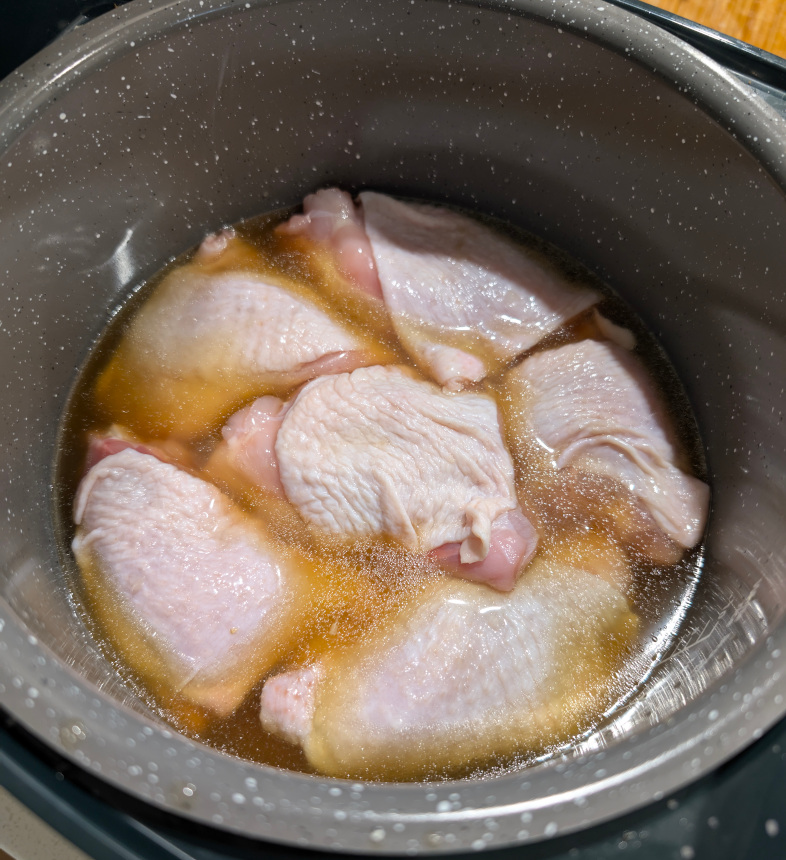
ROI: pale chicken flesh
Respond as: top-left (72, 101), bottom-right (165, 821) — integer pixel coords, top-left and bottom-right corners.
top-left (277, 189), bottom-right (600, 389)
top-left (95, 231), bottom-right (387, 437)
top-left (360, 192), bottom-right (601, 389)
top-left (505, 339), bottom-right (710, 555)
top-left (259, 550), bottom-right (638, 780)
top-left (276, 187), bottom-right (383, 298)
top-left (211, 364), bottom-right (539, 590)
top-left (73, 446), bottom-right (311, 716)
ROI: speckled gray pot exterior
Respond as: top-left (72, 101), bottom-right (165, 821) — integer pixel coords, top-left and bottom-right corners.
top-left (0, 0), bottom-right (785, 854)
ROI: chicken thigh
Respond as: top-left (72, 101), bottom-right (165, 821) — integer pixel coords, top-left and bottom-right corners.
top-left (360, 192), bottom-right (600, 388)
top-left (210, 365), bottom-right (539, 590)
top-left (73, 446), bottom-right (313, 716)
top-left (277, 190), bottom-right (599, 390)
top-left (276, 187), bottom-right (382, 298)
top-left (504, 339), bottom-right (710, 559)
top-left (259, 548), bottom-right (638, 779)
top-left (95, 231), bottom-right (389, 438)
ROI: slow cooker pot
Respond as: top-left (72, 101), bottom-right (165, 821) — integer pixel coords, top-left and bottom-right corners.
top-left (1, 0), bottom-right (785, 853)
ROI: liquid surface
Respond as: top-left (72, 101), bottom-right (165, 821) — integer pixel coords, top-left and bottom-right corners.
top-left (55, 198), bottom-right (707, 780)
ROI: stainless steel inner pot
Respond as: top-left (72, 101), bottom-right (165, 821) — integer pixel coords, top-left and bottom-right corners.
top-left (1, 0), bottom-right (785, 853)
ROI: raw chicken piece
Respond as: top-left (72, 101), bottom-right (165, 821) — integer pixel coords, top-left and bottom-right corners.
top-left (83, 425), bottom-right (195, 473)
top-left (216, 365), bottom-right (539, 590)
top-left (261, 664), bottom-right (323, 748)
top-left (276, 188), bottom-right (382, 298)
top-left (593, 309), bottom-right (636, 351)
top-left (206, 396), bottom-right (290, 499)
top-left (427, 509), bottom-right (539, 592)
top-left (259, 550), bottom-right (638, 779)
top-left (95, 232), bottom-right (391, 438)
top-left (505, 339), bottom-right (709, 556)
top-left (194, 227), bottom-right (236, 259)
top-left (275, 190), bottom-right (401, 355)
top-left (358, 192), bottom-right (600, 389)
top-left (73, 447), bottom-right (313, 716)
top-left (84, 434), bottom-right (162, 473)
top-left (277, 366), bottom-right (522, 558)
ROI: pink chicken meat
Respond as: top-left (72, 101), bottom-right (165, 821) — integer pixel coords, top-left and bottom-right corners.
top-left (211, 365), bottom-right (538, 591)
top-left (505, 339), bottom-right (710, 557)
top-left (278, 189), bottom-right (599, 389)
top-left (72, 445), bottom-right (311, 716)
top-left (276, 188), bottom-right (382, 298)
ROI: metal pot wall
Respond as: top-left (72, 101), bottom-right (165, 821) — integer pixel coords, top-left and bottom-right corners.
top-left (0, 0), bottom-right (785, 853)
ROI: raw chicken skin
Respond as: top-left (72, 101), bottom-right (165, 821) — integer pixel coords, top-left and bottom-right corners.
top-left (506, 339), bottom-right (710, 553)
top-left (359, 192), bottom-right (600, 389)
top-left (268, 365), bottom-right (538, 589)
top-left (73, 447), bottom-right (312, 716)
top-left (427, 509), bottom-right (539, 592)
top-left (207, 396), bottom-right (289, 499)
top-left (83, 426), bottom-right (196, 473)
top-left (259, 551), bottom-right (638, 779)
top-left (95, 232), bottom-right (390, 438)
top-left (210, 366), bottom-right (538, 589)
top-left (276, 188), bottom-right (382, 298)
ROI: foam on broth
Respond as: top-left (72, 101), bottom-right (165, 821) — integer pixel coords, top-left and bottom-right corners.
top-left (54, 200), bottom-right (707, 780)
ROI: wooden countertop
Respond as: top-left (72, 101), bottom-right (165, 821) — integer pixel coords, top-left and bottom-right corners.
top-left (644, 0), bottom-right (786, 58)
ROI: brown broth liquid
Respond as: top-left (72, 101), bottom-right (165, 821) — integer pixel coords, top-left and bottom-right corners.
top-left (54, 201), bottom-right (707, 781)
